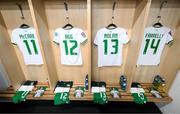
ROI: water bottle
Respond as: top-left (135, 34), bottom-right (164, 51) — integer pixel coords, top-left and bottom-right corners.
top-left (85, 75), bottom-right (88, 90)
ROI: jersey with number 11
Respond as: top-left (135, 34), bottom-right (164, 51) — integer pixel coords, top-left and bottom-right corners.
top-left (11, 27), bottom-right (43, 65)
top-left (137, 26), bottom-right (173, 65)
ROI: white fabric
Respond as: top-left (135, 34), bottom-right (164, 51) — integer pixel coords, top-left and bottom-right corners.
top-left (130, 88), bottom-right (145, 93)
top-left (11, 27), bottom-right (43, 65)
top-left (94, 27), bottom-right (129, 67)
top-left (18, 85), bottom-right (34, 91)
top-left (99, 87), bottom-right (106, 92)
top-left (91, 87), bottom-right (100, 93)
top-left (54, 87), bottom-right (70, 93)
top-left (91, 87), bottom-right (106, 93)
top-left (137, 26), bottom-right (173, 65)
top-left (54, 28), bottom-right (87, 65)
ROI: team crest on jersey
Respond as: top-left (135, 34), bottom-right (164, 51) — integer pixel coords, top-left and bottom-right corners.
top-left (81, 32), bottom-right (86, 38)
top-left (55, 32), bottom-right (58, 37)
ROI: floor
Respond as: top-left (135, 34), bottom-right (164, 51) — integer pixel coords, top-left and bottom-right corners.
top-left (0, 100), bottom-right (162, 114)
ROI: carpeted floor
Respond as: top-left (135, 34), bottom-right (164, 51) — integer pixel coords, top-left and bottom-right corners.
top-left (0, 100), bottom-right (162, 114)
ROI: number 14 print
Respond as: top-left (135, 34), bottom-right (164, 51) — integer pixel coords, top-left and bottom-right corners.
top-left (143, 38), bottom-right (160, 54)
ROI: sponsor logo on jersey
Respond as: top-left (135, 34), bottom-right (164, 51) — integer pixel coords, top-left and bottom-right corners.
top-left (55, 32), bottom-right (58, 37)
top-left (81, 32), bottom-right (86, 38)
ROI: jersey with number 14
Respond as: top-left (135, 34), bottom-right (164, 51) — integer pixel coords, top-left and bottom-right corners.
top-left (137, 26), bottom-right (173, 65)
top-left (94, 27), bottom-right (129, 67)
top-left (11, 27), bottom-right (43, 65)
top-left (54, 28), bottom-right (87, 65)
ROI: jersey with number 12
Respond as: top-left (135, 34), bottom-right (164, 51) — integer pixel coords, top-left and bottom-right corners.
top-left (94, 27), bottom-right (129, 67)
top-left (54, 28), bottom-right (87, 65)
top-left (11, 27), bottom-right (43, 65)
top-left (137, 26), bottom-right (173, 65)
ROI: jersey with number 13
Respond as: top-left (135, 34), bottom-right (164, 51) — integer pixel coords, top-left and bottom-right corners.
top-left (11, 27), bottom-right (43, 65)
top-left (137, 26), bottom-right (173, 65)
top-left (54, 28), bottom-right (87, 65)
top-left (94, 27), bottom-right (129, 67)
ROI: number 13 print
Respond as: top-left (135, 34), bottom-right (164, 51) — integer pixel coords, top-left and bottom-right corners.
top-left (103, 39), bottom-right (118, 55)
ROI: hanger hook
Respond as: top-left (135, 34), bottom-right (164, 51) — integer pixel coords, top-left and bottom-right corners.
top-left (112, 1), bottom-right (116, 24)
top-left (16, 3), bottom-right (25, 20)
top-left (158, 0), bottom-right (167, 16)
top-left (160, 0), bottom-right (167, 11)
top-left (64, 2), bottom-right (69, 24)
top-left (157, 16), bottom-right (161, 23)
top-left (156, 0), bottom-right (167, 23)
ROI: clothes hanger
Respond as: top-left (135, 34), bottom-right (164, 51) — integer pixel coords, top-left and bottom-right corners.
top-left (62, 2), bottom-right (73, 30)
top-left (20, 24), bottom-right (30, 29)
top-left (106, 23), bottom-right (117, 30)
top-left (106, 1), bottom-right (117, 30)
top-left (62, 23), bottom-right (73, 30)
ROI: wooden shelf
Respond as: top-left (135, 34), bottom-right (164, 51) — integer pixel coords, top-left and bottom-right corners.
top-left (0, 83), bottom-right (172, 103)
top-left (0, 0), bottom-right (179, 97)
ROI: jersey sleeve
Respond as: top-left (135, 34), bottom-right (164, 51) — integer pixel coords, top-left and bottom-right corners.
top-left (53, 29), bottom-right (60, 44)
top-left (94, 31), bottom-right (100, 45)
top-left (165, 30), bottom-right (173, 44)
top-left (120, 30), bottom-right (129, 44)
top-left (11, 30), bottom-right (18, 44)
top-left (79, 29), bottom-right (87, 43)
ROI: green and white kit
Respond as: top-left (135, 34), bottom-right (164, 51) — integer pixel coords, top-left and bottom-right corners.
top-left (11, 27), bottom-right (43, 65)
top-left (12, 81), bottom-right (36, 104)
top-left (74, 86), bottom-right (85, 98)
top-left (54, 81), bottom-right (73, 105)
top-left (137, 26), bottom-right (173, 65)
top-left (94, 27), bottom-right (129, 67)
top-left (130, 87), bottom-right (148, 104)
top-left (54, 28), bottom-right (87, 65)
top-left (93, 92), bottom-right (108, 105)
top-left (54, 92), bottom-right (70, 105)
top-left (91, 82), bottom-right (108, 105)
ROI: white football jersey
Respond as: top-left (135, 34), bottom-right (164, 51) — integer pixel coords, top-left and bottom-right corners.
top-left (137, 26), bottom-right (173, 65)
top-left (94, 27), bottom-right (129, 67)
top-left (11, 27), bottom-right (43, 65)
top-left (54, 27), bottom-right (87, 65)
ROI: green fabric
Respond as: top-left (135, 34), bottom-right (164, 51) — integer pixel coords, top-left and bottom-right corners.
top-left (23, 80), bottom-right (37, 86)
top-left (110, 87), bottom-right (119, 92)
top-left (132, 92), bottom-right (147, 104)
top-left (54, 92), bottom-right (70, 105)
top-left (37, 86), bottom-right (47, 90)
top-left (12, 91), bottom-right (29, 104)
top-left (56, 81), bottom-right (73, 87)
top-left (91, 81), bottom-right (106, 87)
top-left (93, 92), bottom-right (108, 105)
top-left (75, 86), bottom-right (85, 91)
